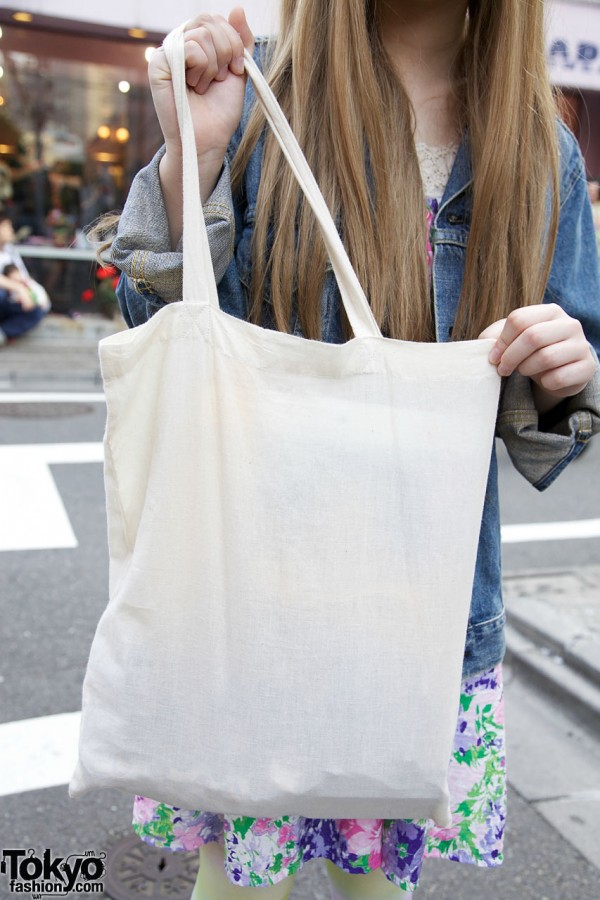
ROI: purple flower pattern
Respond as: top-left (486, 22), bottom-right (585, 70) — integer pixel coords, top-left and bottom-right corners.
top-left (132, 665), bottom-right (505, 891)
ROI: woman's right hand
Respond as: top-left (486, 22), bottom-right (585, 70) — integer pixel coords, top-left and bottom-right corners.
top-left (150, 7), bottom-right (254, 207)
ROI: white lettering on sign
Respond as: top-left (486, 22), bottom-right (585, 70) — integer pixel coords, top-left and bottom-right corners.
top-left (546, 1), bottom-right (600, 90)
top-left (549, 38), bottom-right (600, 74)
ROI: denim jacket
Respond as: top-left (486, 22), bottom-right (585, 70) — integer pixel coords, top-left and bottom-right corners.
top-left (112, 58), bottom-right (600, 679)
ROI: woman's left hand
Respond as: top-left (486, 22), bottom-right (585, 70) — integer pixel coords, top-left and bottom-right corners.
top-left (479, 303), bottom-right (598, 414)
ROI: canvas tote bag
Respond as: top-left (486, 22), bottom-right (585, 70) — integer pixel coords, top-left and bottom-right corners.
top-left (70, 22), bottom-right (501, 827)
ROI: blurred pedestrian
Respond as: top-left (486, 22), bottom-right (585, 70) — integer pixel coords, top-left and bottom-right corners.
top-left (97, 1), bottom-right (600, 897)
top-left (0, 213), bottom-right (49, 345)
top-left (2, 263), bottom-right (51, 312)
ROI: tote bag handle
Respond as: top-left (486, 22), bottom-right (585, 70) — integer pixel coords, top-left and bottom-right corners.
top-left (162, 23), bottom-right (382, 340)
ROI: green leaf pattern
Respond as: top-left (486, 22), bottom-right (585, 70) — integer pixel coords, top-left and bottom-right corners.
top-left (132, 667), bottom-right (505, 891)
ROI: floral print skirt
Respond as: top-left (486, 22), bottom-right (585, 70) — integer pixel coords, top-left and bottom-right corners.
top-left (132, 666), bottom-right (506, 892)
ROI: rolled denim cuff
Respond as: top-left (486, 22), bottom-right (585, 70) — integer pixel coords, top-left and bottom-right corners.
top-left (111, 146), bottom-right (235, 303)
top-left (496, 347), bottom-right (600, 491)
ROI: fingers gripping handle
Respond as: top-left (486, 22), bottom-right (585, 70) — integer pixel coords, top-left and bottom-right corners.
top-left (163, 24), bottom-right (382, 339)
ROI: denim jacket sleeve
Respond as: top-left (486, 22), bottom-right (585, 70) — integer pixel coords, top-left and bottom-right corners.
top-left (496, 122), bottom-right (600, 491)
top-left (111, 145), bottom-right (235, 327)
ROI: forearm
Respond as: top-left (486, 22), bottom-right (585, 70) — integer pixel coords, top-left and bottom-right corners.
top-left (111, 146), bottom-right (235, 304)
top-left (159, 147), bottom-right (228, 250)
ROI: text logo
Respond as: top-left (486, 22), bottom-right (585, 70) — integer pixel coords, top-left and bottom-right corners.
top-left (0, 848), bottom-right (106, 895)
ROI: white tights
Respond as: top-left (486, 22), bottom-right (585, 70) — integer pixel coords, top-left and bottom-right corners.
top-left (191, 841), bottom-right (406, 899)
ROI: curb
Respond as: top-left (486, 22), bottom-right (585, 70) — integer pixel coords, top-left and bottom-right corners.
top-left (0, 372), bottom-right (104, 391)
top-left (503, 567), bottom-right (600, 733)
top-left (0, 314), bottom-right (121, 391)
top-left (507, 605), bottom-right (600, 688)
top-left (505, 621), bottom-right (600, 738)
top-left (20, 312), bottom-right (127, 346)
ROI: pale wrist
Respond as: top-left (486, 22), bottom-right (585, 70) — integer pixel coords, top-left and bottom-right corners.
top-left (531, 382), bottom-right (563, 416)
top-left (161, 145), bottom-right (225, 205)
top-left (531, 380), bottom-right (590, 416)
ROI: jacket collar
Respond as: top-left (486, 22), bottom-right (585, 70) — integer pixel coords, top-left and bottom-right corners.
top-left (437, 131), bottom-right (473, 217)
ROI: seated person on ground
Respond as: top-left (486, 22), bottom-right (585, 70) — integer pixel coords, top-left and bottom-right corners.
top-left (0, 213), bottom-right (50, 345)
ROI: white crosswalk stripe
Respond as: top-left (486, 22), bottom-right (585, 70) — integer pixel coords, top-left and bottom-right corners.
top-left (501, 518), bottom-right (600, 544)
top-left (1, 436), bottom-right (599, 552)
top-left (0, 393), bottom-right (105, 403)
top-left (0, 443), bottom-right (103, 551)
top-left (0, 712), bottom-right (81, 797)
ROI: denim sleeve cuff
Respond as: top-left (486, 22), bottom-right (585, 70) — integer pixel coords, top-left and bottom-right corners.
top-left (496, 348), bottom-right (600, 491)
top-left (111, 146), bottom-right (235, 304)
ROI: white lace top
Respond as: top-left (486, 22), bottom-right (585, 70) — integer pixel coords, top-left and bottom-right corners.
top-left (415, 141), bottom-right (459, 203)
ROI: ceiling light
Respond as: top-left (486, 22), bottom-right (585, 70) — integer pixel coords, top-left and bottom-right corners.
top-left (128, 28), bottom-right (147, 40)
top-left (12, 12), bottom-right (33, 23)
top-left (115, 127), bottom-right (130, 143)
top-left (118, 81), bottom-right (130, 94)
top-left (97, 125), bottom-right (111, 140)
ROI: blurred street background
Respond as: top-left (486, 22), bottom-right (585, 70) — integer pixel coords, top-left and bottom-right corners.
top-left (1, 1), bottom-right (600, 898)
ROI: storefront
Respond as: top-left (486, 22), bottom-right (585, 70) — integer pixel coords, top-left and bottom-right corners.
top-left (0, 3), bottom-right (275, 314)
top-left (0, 10), bottom-right (165, 241)
top-left (547, 0), bottom-right (600, 177)
top-left (0, 2), bottom-right (276, 239)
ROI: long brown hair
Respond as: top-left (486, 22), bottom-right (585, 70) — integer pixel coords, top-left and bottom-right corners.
top-left (231, 0), bottom-right (560, 341)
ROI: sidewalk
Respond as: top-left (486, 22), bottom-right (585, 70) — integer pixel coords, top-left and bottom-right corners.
top-left (2, 312), bottom-right (600, 734)
top-left (0, 311), bottom-right (124, 391)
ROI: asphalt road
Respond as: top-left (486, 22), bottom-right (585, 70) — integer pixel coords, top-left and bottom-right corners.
top-left (0, 397), bottom-right (599, 898)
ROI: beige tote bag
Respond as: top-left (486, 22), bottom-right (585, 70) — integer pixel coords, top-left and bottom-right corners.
top-left (70, 23), bottom-right (501, 827)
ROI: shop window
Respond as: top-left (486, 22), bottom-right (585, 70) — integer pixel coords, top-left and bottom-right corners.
top-left (0, 20), bottom-right (163, 241)
top-left (0, 18), bottom-right (163, 314)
